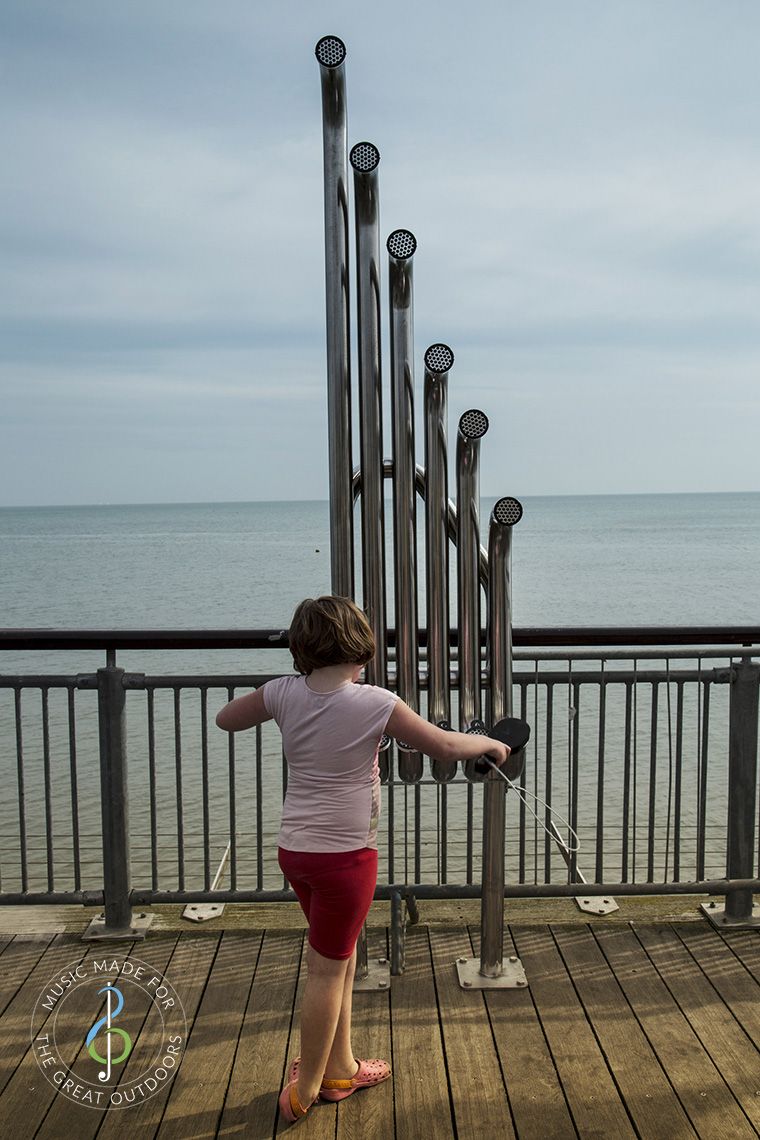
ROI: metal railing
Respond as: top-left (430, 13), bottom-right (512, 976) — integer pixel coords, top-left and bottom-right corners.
top-left (1, 627), bottom-right (759, 934)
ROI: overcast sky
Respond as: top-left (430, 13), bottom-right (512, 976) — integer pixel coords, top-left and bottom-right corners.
top-left (2, 0), bottom-right (759, 506)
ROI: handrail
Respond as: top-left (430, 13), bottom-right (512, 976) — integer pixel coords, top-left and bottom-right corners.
top-left (1, 626), bottom-right (759, 651)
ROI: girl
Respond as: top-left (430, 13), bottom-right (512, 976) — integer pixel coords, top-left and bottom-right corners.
top-left (216, 596), bottom-right (509, 1125)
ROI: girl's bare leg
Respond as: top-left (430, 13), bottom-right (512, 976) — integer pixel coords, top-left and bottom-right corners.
top-left (323, 945), bottom-right (359, 1078)
top-left (295, 945), bottom-right (351, 1106)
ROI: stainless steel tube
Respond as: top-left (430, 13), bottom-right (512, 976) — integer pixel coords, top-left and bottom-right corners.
top-left (481, 496), bottom-right (523, 976)
top-left (351, 141), bottom-right (387, 687)
top-left (316, 36), bottom-right (353, 598)
top-left (388, 229), bottom-right (422, 782)
top-left (456, 411), bottom-right (489, 779)
top-left (423, 344), bottom-right (456, 782)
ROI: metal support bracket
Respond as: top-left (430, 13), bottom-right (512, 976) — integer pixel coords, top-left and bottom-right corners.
top-left (549, 822), bottom-right (619, 915)
top-left (182, 843), bottom-right (231, 923)
top-left (83, 911), bottom-right (154, 942)
top-left (456, 955), bottom-right (528, 990)
top-left (390, 888), bottom-right (419, 975)
top-left (182, 903), bottom-right (226, 923)
top-left (575, 895), bottom-right (619, 916)
top-left (353, 957), bottom-right (391, 991)
top-left (700, 900), bottom-right (760, 930)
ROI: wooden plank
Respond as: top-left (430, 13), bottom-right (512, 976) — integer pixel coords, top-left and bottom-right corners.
top-left (0, 907), bottom-right (68, 934)
top-left (594, 925), bottom-right (757, 1140)
top-left (468, 925), bottom-right (576, 1140)
top-left (553, 925), bottom-right (697, 1138)
top-left (156, 930), bottom-right (264, 1138)
top-left (219, 929), bottom-right (303, 1140)
top-left (274, 937), bottom-right (336, 1140)
top-left (0, 931), bottom-right (94, 1112)
top-left (0, 933), bottom-right (56, 1017)
top-left (0, 895), bottom-right (715, 938)
top-left (389, 925), bottom-right (455, 1139)
top-left (428, 927), bottom-right (515, 1138)
top-left (676, 923), bottom-right (760, 1048)
top-left (719, 926), bottom-right (760, 983)
top-left (32, 932), bottom-right (181, 1138)
top-left (93, 930), bottom-right (223, 1138)
top-left (336, 927), bottom-right (394, 1140)
top-left (511, 925), bottom-right (636, 1139)
top-left (635, 923), bottom-right (760, 1132)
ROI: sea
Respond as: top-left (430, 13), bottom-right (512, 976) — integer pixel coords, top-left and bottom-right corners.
top-left (2, 492), bottom-right (758, 662)
top-left (1, 493), bottom-right (758, 891)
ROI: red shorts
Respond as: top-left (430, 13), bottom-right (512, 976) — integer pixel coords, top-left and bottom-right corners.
top-left (278, 846), bottom-right (378, 960)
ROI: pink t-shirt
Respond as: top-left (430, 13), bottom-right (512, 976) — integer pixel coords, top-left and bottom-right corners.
top-left (262, 675), bottom-right (399, 852)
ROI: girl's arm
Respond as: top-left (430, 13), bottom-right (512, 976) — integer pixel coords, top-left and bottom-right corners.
top-left (385, 701), bottom-right (509, 766)
top-left (216, 688), bottom-right (273, 732)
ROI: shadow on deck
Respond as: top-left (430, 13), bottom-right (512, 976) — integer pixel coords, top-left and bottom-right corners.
top-left (1, 903), bottom-right (759, 1139)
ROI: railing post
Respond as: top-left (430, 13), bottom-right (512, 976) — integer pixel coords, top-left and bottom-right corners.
top-left (83, 665), bottom-right (151, 940)
top-left (702, 656), bottom-right (760, 929)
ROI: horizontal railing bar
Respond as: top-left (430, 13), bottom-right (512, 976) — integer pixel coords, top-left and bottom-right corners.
top-left (0, 666), bottom-right (744, 692)
top-left (510, 648), bottom-right (756, 662)
top-left (122, 675), bottom-right (281, 689)
top-left (126, 877), bottom-right (760, 904)
top-left (1, 626), bottom-right (759, 651)
top-left (5, 876), bottom-right (755, 907)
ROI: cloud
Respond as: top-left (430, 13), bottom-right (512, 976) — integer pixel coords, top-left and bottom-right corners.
top-left (2, 0), bottom-right (760, 504)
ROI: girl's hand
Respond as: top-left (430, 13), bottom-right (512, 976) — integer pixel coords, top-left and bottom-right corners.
top-left (484, 739), bottom-right (510, 767)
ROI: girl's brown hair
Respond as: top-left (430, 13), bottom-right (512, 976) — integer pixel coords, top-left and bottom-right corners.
top-left (288, 596), bottom-right (376, 675)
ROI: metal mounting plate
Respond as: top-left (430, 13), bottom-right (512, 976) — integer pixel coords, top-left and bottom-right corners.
top-left (82, 912), bottom-right (154, 941)
top-left (182, 902), bottom-right (225, 923)
top-left (700, 901), bottom-right (760, 929)
top-left (575, 895), bottom-right (620, 916)
top-left (456, 956), bottom-right (529, 990)
top-left (353, 957), bottom-right (391, 991)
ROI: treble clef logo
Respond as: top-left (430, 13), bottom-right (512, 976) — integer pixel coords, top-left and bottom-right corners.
top-left (85, 985), bottom-right (132, 1081)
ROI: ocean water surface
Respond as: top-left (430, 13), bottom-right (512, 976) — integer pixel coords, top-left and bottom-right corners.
top-left (0, 493), bottom-right (757, 891)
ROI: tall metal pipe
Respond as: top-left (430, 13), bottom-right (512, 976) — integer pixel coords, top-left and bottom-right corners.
top-left (423, 344), bottom-right (456, 782)
top-left (388, 229), bottom-right (422, 783)
top-left (315, 36), bottom-right (353, 598)
top-left (480, 496), bottom-right (523, 976)
top-left (456, 410), bottom-right (489, 780)
top-left (351, 141), bottom-right (386, 688)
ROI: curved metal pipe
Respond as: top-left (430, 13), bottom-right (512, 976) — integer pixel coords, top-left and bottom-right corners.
top-left (353, 461), bottom-right (489, 586)
top-left (316, 36), bottom-right (353, 598)
top-left (457, 410), bottom-right (489, 781)
top-left (388, 229), bottom-right (422, 783)
top-left (423, 344), bottom-right (456, 782)
top-left (487, 496), bottom-right (523, 725)
top-left (481, 496), bottom-right (524, 977)
top-left (351, 141), bottom-right (386, 688)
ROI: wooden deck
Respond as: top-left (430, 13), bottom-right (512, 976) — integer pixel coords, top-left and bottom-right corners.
top-left (1, 903), bottom-right (759, 1138)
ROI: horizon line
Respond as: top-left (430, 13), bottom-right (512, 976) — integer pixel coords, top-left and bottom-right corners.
top-left (1, 489), bottom-right (759, 511)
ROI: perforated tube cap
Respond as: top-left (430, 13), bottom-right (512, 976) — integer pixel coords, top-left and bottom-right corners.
top-left (424, 343), bottom-right (455, 375)
top-left (492, 496), bottom-right (523, 527)
top-left (386, 229), bottom-right (417, 260)
top-left (458, 409), bottom-right (489, 440)
top-left (315, 36), bottom-right (347, 67)
top-left (350, 141), bottom-right (380, 172)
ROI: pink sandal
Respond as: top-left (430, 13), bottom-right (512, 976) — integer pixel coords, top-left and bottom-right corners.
top-left (287, 1056), bottom-right (391, 1102)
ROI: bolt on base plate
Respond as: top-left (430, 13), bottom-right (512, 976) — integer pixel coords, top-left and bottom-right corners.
top-left (353, 957), bottom-right (391, 991)
top-left (456, 955), bottom-right (528, 990)
top-left (700, 901), bottom-right (760, 930)
top-left (82, 912), bottom-right (154, 941)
